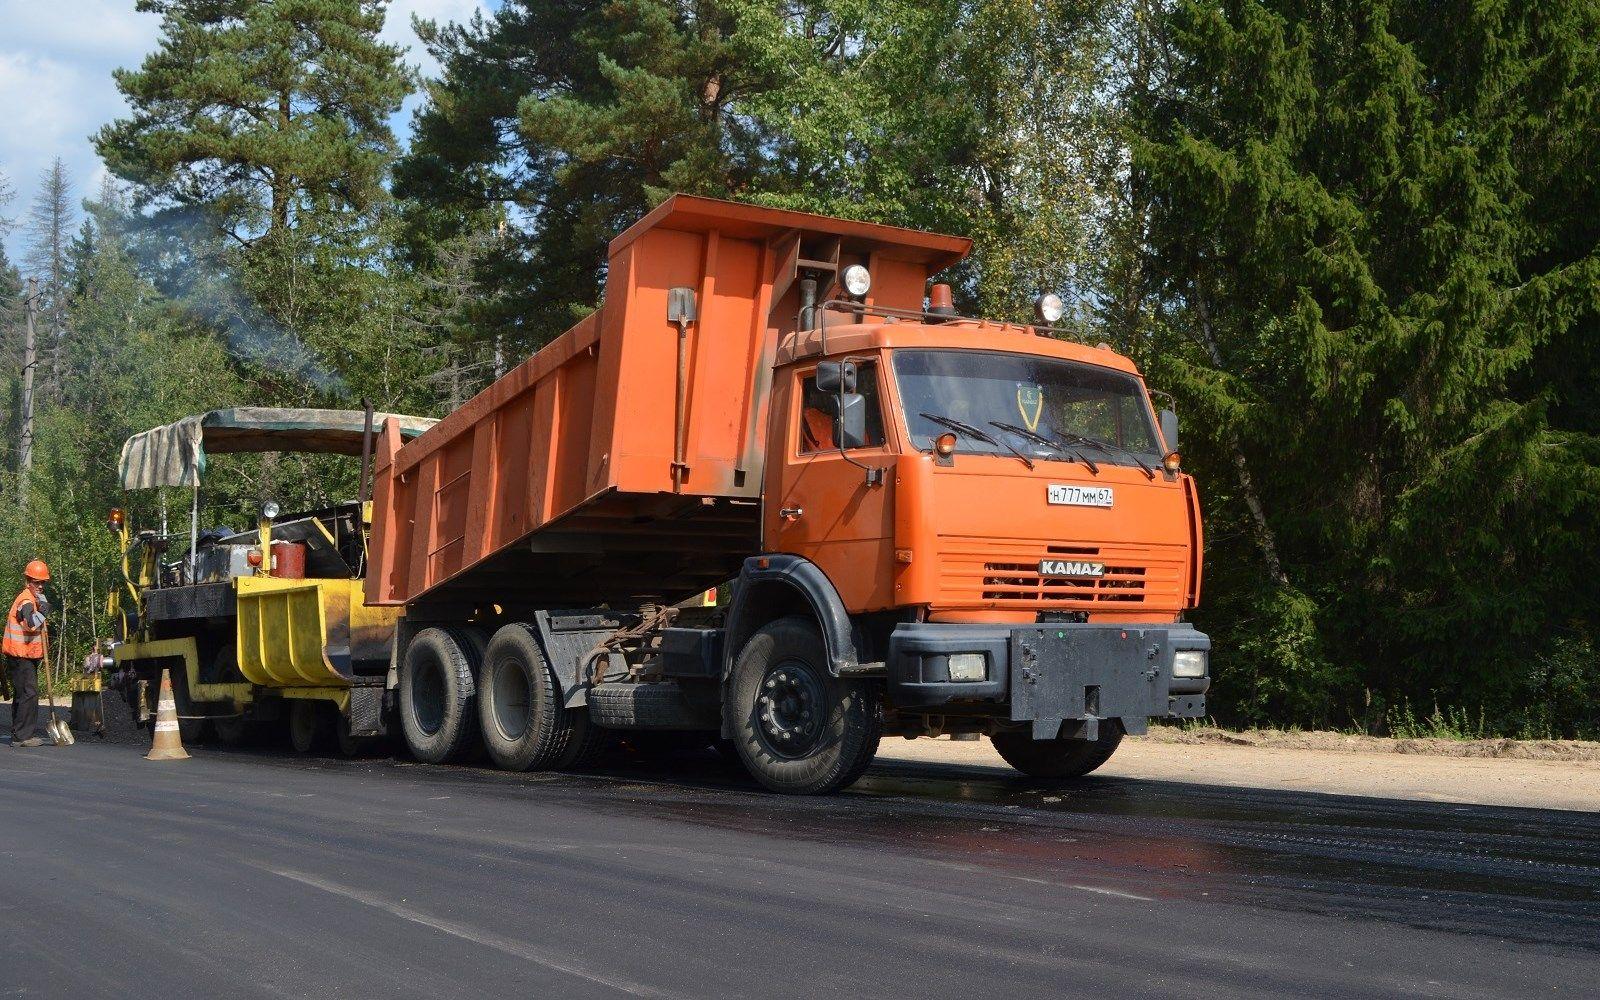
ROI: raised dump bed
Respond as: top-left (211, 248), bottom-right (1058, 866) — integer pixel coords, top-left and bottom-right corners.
top-left (365, 194), bottom-right (967, 610)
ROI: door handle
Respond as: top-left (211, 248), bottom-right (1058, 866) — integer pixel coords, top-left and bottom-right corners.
top-left (779, 507), bottom-right (804, 521)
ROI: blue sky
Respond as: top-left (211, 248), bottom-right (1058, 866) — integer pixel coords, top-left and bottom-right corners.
top-left (0, 0), bottom-right (491, 265)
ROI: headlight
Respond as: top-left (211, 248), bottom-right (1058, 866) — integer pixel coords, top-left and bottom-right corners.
top-left (260, 501), bottom-right (281, 521)
top-left (1172, 649), bottom-right (1208, 678)
top-left (842, 264), bottom-right (872, 298)
top-left (947, 652), bottom-right (987, 682)
top-left (1035, 292), bottom-right (1065, 324)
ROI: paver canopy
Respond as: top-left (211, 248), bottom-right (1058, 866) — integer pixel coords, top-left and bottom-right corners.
top-left (118, 408), bottom-right (437, 490)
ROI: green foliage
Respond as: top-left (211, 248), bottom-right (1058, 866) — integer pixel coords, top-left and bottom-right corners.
top-left (0, 185), bottom-right (247, 675)
top-left (94, 0), bottom-right (420, 409)
top-left (1132, 0), bottom-right (1600, 736)
top-left (96, 0), bottom-right (410, 237)
top-left (398, 0), bottom-right (1121, 348)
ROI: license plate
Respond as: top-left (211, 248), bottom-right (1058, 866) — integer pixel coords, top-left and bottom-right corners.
top-left (1047, 484), bottom-right (1113, 508)
top-left (1039, 559), bottom-right (1106, 578)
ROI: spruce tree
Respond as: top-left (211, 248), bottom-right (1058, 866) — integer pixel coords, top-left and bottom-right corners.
top-left (24, 158), bottom-right (74, 389)
top-left (1134, 0), bottom-right (1600, 735)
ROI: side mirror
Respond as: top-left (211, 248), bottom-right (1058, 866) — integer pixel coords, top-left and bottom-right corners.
top-left (836, 393), bottom-right (868, 450)
top-left (1159, 408), bottom-right (1179, 451)
top-left (815, 360), bottom-right (857, 394)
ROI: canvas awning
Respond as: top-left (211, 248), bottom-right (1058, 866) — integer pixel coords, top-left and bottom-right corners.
top-left (118, 407), bottom-right (437, 490)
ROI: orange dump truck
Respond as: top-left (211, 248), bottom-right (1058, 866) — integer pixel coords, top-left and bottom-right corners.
top-left (366, 195), bottom-right (1209, 793)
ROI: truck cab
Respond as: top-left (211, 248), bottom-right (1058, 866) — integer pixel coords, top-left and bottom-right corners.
top-left (737, 294), bottom-right (1209, 784)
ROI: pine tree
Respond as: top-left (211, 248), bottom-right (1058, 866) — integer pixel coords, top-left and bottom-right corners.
top-left (398, 1), bottom-right (1120, 350)
top-left (96, 0), bottom-right (411, 241)
top-left (94, 0), bottom-right (414, 398)
top-left (398, 0), bottom-right (784, 349)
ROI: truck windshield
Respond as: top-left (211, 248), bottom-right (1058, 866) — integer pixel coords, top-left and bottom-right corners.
top-left (893, 349), bottom-right (1161, 464)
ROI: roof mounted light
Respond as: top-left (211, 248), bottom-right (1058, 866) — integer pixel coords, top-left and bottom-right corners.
top-left (260, 500), bottom-right (280, 521)
top-left (842, 264), bottom-right (872, 299)
top-left (1035, 293), bottom-right (1065, 325)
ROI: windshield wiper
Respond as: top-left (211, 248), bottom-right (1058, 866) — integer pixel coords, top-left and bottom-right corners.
top-left (919, 412), bottom-right (1033, 470)
top-left (988, 421), bottom-right (1100, 476)
top-left (1058, 432), bottom-right (1155, 479)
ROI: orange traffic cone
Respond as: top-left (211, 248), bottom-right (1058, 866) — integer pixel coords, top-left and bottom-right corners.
top-left (146, 668), bottom-right (190, 761)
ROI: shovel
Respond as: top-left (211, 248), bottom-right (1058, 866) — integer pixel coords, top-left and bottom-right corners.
top-left (40, 630), bottom-right (73, 746)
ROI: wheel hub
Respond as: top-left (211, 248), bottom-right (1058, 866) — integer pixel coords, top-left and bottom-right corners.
top-left (756, 662), bottom-right (825, 758)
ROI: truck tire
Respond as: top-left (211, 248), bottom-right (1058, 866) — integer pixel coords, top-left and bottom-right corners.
top-left (557, 712), bottom-right (610, 771)
top-left (727, 617), bottom-right (881, 795)
top-left (991, 723), bottom-right (1123, 779)
top-left (288, 700), bottom-right (328, 755)
top-left (400, 627), bottom-right (482, 765)
top-left (477, 622), bottom-right (583, 771)
top-left (588, 682), bottom-right (718, 730)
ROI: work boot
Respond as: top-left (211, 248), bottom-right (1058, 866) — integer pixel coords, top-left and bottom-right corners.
top-left (15, 737), bottom-right (45, 747)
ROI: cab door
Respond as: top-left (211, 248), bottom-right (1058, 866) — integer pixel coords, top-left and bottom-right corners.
top-left (764, 358), bottom-right (897, 611)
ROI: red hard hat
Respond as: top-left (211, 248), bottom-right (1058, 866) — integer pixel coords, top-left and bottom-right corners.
top-left (24, 559), bottom-right (49, 582)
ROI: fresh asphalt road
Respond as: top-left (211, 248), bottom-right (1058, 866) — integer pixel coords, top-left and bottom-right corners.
top-left (2, 727), bottom-right (1597, 998)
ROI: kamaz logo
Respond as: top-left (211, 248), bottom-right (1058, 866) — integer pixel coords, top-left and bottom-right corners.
top-left (1039, 559), bottom-right (1106, 578)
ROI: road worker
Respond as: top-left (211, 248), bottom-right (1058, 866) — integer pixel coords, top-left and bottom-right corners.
top-left (4, 560), bottom-right (51, 747)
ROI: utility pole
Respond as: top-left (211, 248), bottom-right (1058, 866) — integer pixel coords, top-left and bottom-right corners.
top-left (20, 277), bottom-right (37, 503)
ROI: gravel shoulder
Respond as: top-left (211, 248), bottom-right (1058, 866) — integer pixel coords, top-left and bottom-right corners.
top-left (876, 732), bottom-right (1600, 812)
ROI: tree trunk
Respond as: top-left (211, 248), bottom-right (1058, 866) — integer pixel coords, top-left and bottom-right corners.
top-left (273, 89), bottom-right (292, 232)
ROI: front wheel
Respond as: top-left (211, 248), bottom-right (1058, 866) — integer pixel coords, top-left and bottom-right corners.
top-left (728, 617), bottom-right (881, 795)
top-left (991, 723), bottom-right (1124, 779)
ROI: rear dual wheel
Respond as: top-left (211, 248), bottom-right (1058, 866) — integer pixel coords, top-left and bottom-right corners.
top-left (399, 627), bottom-right (483, 764)
top-left (476, 623), bottom-right (604, 772)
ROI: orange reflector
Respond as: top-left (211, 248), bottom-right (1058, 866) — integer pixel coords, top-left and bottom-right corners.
top-left (1163, 451), bottom-right (1181, 473)
top-left (935, 432), bottom-right (957, 456)
top-left (246, 548), bottom-right (263, 567)
top-left (756, 557), bottom-right (770, 569)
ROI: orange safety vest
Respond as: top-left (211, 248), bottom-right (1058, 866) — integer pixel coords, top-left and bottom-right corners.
top-left (2, 588), bottom-right (45, 659)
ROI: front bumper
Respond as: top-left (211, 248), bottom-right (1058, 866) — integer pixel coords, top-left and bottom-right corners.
top-left (886, 621), bottom-right (1210, 738)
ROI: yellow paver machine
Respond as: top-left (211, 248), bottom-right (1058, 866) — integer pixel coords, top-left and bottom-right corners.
top-left (108, 407), bottom-right (436, 752)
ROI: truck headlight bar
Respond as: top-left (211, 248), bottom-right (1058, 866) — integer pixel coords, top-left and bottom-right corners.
top-left (842, 264), bottom-right (872, 298)
top-left (1172, 649), bottom-right (1208, 678)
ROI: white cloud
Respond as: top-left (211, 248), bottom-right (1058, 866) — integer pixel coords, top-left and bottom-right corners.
top-left (0, 0), bottom-right (162, 61)
top-left (0, 0), bottom-right (489, 266)
top-left (0, 1), bottom-right (161, 261)
top-left (384, 0), bottom-right (489, 78)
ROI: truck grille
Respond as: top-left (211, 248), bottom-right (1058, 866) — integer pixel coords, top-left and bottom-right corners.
top-left (938, 539), bottom-right (1185, 610)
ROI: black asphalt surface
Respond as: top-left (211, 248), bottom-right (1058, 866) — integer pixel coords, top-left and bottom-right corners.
top-left (2, 716), bottom-right (1597, 998)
